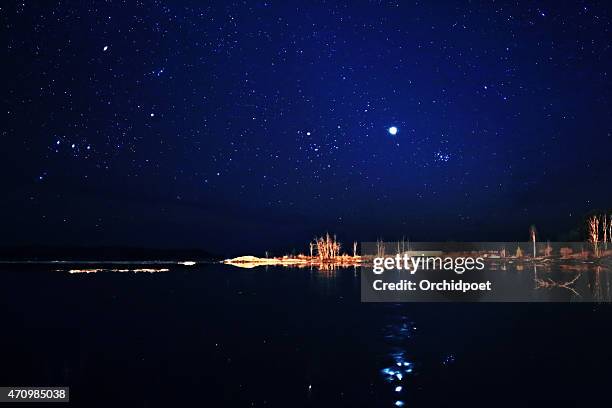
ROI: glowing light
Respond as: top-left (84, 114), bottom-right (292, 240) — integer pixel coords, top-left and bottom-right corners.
top-left (381, 368), bottom-right (395, 376)
top-left (395, 386), bottom-right (402, 392)
top-left (388, 126), bottom-right (398, 135)
top-left (395, 401), bottom-right (405, 407)
top-left (68, 268), bottom-right (169, 274)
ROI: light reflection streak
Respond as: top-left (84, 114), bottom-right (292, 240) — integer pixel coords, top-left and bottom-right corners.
top-left (379, 316), bottom-right (416, 406)
top-left (66, 268), bottom-right (170, 274)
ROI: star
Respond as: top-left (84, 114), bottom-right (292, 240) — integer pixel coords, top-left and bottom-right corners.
top-left (388, 126), bottom-right (398, 135)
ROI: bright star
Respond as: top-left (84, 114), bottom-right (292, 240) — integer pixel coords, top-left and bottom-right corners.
top-left (388, 126), bottom-right (398, 135)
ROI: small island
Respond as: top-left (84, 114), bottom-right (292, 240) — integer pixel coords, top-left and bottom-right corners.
top-left (223, 234), bottom-right (363, 269)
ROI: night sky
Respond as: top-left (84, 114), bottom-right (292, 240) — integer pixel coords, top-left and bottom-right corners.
top-left (3, 1), bottom-right (611, 255)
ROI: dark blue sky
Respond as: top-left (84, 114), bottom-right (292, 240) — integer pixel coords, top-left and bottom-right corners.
top-left (2, 1), bottom-right (611, 255)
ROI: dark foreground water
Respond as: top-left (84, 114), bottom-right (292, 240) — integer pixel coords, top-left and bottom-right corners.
top-left (1, 263), bottom-right (612, 407)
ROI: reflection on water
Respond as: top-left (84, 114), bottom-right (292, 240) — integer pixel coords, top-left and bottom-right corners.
top-left (64, 268), bottom-right (170, 274)
top-left (2, 263), bottom-right (612, 406)
top-left (534, 264), bottom-right (582, 297)
top-left (591, 267), bottom-right (607, 301)
top-left (530, 262), bottom-right (612, 301)
top-left (380, 314), bottom-right (416, 407)
top-left (442, 353), bottom-right (456, 365)
top-left (61, 260), bottom-right (612, 302)
top-left (383, 316), bottom-right (414, 342)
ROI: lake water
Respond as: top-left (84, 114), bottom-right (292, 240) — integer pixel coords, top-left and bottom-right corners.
top-left (1, 263), bottom-right (611, 407)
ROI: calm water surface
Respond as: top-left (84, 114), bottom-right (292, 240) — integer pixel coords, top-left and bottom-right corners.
top-left (1, 263), bottom-right (611, 407)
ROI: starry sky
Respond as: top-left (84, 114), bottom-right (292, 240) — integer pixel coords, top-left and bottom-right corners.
top-left (2, 1), bottom-right (612, 255)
